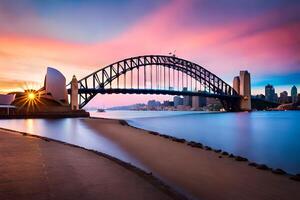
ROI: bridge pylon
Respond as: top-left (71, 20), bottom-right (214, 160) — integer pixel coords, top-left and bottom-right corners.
top-left (233, 70), bottom-right (251, 111)
top-left (71, 75), bottom-right (79, 110)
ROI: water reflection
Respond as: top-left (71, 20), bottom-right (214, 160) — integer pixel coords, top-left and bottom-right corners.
top-left (0, 111), bottom-right (299, 174)
top-left (0, 118), bottom-right (146, 171)
top-left (124, 111), bottom-right (300, 174)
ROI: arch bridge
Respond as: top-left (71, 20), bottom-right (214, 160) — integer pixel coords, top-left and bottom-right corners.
top-left (67, 55), bottom-right (244, 111)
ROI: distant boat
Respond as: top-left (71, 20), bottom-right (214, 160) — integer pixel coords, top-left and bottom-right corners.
top-left (97, 108), bottom-right (105, 112)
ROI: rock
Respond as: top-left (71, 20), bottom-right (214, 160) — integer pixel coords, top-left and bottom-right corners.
top-left (290, 174), bottom-right (300, 181)
top-left (235, 156), bottom-right (248, 162)
top-left (256, 164), bottom-right (270, 170)
top-left (218, 156), bottom-right (222, 158)
top-left (187, 141), bottom-right (203, 148)
top-left (205, 146), bottom-right (212, 151)
top-left (160, 134), bottom-right (170, 139)
top-left (272, 168), bottom-right (287, 175)
top-left (172, 138), bottom-right (186, 143)
top-left (148, 131), bottom-right (159, 136)
top-left (229, 154), bottom-right (235, 158)
top-left (221, 151), bottom-right (229, 156)
top-left (119, 120), bottom-right (129, 126)
top-left (214, 149), bottom-right (222, 153)
top-left (248, 162), bottom-right (258, 167)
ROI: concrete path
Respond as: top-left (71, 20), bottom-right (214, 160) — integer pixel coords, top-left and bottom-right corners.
top-left (0, 130), bottom-right (175, 200)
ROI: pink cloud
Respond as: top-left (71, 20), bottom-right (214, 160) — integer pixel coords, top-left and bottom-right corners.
top-left (0, 0), bottom-right (299, 106)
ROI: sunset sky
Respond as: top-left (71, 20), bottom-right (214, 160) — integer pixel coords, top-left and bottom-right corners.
top-left (0, 0), bottom-right (299, 107)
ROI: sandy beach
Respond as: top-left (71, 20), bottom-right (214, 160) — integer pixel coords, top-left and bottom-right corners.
top-left (0, 129), bottom-right (182, 200)
top-left (82, 117), bottom-right (300, 200)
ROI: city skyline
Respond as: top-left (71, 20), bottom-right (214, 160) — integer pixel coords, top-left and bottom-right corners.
top-left (0, 0), bottom-right (300, 107)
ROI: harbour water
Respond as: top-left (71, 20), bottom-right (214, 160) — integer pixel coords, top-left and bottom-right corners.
top-left (0, 110), bottom-right (299, 174)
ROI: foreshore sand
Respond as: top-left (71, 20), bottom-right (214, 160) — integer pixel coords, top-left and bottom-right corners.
top-left (0, 129), bottom-right (182, 200)
top-left (82, 117), bottom-right (300, 200)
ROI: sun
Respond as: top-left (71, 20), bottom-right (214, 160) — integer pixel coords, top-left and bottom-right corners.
top-left (28, 92), bottom-right (36, 100)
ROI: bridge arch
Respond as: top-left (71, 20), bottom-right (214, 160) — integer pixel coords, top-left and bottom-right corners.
top-left (68, 55), bottom-right (239, 109)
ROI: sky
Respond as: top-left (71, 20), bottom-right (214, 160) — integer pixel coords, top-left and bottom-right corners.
top-left (0, 0), bottom-right (299, 107)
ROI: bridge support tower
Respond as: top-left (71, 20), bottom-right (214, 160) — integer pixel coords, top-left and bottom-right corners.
top-left (233, 70), bottom-right (251, 111)
top-left (71, 75), bottom-right (79, 110)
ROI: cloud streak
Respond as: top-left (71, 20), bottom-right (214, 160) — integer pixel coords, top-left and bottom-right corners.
top-left (0, 0), bottom-right (299, 105)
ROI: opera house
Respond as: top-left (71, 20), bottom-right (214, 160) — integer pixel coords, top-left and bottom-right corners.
top-left (0, 67), bottom-right (89, 118)
top-left (42, 67), bottom-right (69, 104)
top-left (0, 94), bottom-right (16, 105)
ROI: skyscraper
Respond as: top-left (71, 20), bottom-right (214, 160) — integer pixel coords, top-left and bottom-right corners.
top-left (291, 85), bottom-right (298, 103)
top-left (279, 91), bottom-right (288, 104)
top-left (265, 84), bottom-right (276, 102)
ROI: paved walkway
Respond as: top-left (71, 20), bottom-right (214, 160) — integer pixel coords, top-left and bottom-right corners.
top-left (0, 130), bottom-right (175, 200)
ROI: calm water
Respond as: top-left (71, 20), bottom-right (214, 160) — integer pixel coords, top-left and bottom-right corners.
top-left (0, 111), bottom-right (299, 174)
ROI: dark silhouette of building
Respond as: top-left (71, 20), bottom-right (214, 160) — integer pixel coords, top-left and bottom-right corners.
top-left (279, 91), bottom-right (289, 104)
top-left (173, 96), bottom-right (183, 107)
top-left (265, 84), bottom-right (277, 102)
top-left (291, 85), bottom-right (298, 103)
top-left (182, 87), bottom-right (192, 106)
top-left (163, 100), bottom-right (174, 107)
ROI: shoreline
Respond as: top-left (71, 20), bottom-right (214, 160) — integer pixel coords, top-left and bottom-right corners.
top-left (0, 127), bottom-right (187, 200)
top-left (92, 116), bottom-right (300, 177)
top-left (1, 116), bottom-right (300, 200)
top-left (83, 117), bottom-right (300, 200)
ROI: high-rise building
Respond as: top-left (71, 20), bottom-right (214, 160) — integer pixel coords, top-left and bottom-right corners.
top-left (291, 85), bottom-right (298, 103)
top-left (173, 96), bottom-right (183, 107)
top-left (279, 91), bottom-right (289, 104)
top-left (265, 84), bottom-right (276, 102)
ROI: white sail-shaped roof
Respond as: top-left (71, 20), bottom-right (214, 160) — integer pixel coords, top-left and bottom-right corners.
top-left (44, 67), bottom-right (67, 102)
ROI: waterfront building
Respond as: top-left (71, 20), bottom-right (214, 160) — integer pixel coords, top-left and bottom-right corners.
top-left (163, 100), bottom-right (174, 107)
top-left (279, 91), bottom-right (289, 104)
top-left (173, 96), bottom-right (183, 107)
top-left (265, 84), bottom-right (276, 102)
top-left (255, 94), bottom-right (265, 100)
top-left (147, 100), bottom-right (161, 107)
top-left (291, 85), bottom-right (298, 103)
top-left (0, 94), bottom-right (15, 105)
top-left (44, 67), bottom-right (68, 104)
